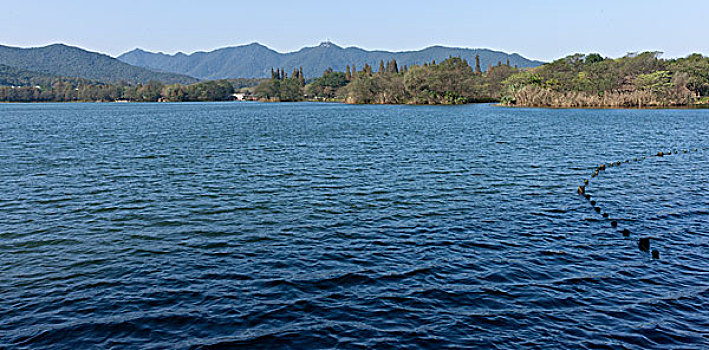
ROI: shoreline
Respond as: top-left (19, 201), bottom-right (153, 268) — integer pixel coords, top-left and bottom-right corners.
top-left (3, 99), bottom-right (709, 110)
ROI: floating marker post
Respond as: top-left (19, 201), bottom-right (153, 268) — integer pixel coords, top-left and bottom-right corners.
top-left (622, 229), bottom-right (630, 237)
top-left (652, 250), bottom-right (660, 259)
top-left (611, 221), bottom-right (618, 227)
top-left (638, 237), bottom-right (650, 252)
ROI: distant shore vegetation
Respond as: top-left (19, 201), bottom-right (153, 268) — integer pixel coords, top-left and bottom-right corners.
top-left (3, 52), bottom-right (709, 108)
top-left (252, 52), bottom-right (709, 107)
top-left (0, 67), bottom-right (263, 103)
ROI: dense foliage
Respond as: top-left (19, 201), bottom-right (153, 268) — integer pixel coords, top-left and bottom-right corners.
top-left (255, 57), bottom-right (519, 104)
top-left (0, 77), bottom-right (235, 103)
top-left (501, 52), bottom-right (709, 107)
top-left (253, 68), bottom-right (306, 102)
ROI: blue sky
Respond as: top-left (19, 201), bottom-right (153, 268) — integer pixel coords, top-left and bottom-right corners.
top-left (1, 0), bottom-right (707, 61)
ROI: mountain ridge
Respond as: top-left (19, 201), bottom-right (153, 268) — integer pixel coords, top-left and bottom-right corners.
top-left (118, 42), bottom-right (544, 79)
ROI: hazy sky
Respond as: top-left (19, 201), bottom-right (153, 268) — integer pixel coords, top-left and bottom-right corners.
top-left (1, 0), bottom-right (707, 61)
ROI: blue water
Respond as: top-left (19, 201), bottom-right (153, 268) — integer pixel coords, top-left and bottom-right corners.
top-left (1, 102), bottom-right (708, 349)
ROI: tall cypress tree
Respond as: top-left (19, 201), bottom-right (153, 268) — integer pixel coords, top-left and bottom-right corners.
top-left (363, 63), bottom-right (372, 75)
top-left (506, 58), bottom-right (510, 67)
top-left (389, 59), bottom-right (399, 73)
top-left (378, 60), bottom-right (385, 75)
top-left (474, 55), bottom-right (482, 74)
top-left (345, 65), bottom-right (352, 81)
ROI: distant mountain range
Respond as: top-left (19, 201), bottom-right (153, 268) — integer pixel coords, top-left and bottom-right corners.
top-left (118, 42), bottom-right (544, 80)
top-left (0, 42), bottom-right (544, 85)
top-left (0, 44), bottom-right (197, 84)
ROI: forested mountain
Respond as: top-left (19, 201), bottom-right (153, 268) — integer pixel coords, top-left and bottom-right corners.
top-left (0, 44), bottom-right (198, 84)
top-left (0, 64), bottom-right (90, 86)
top-left (118, 42), bottom-right (544, 79)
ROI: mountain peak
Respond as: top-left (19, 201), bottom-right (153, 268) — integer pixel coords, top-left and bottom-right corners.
top-left (126, 48), bottom-right (148, 54)
top-left (318, 41), bottom-right (341, 49)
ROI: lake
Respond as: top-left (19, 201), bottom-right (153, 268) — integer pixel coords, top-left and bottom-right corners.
top-left (1, 102), bottom-right (708, 349)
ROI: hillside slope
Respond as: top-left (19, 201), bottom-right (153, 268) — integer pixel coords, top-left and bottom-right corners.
top-left (0, 44), bottom-right (198, 84)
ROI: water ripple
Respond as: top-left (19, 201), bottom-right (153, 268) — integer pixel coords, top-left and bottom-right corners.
top-left (0, 103), bottom-right (708, 349)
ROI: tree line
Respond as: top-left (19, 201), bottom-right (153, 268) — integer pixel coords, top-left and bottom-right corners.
top-left (5, 52), bottom-right (709, 107)
top-left (0, 78), bottom-right (238, 103)
top-left (254, 56), bottom-right (520, 104)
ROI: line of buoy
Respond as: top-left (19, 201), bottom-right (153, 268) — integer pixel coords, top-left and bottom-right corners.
top-left (578, 146), bottom-right (706, 260)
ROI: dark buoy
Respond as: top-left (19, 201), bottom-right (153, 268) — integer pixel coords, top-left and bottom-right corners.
top-left (638, 237), bottom-right (650, 252)
top-left (616, 161), bottom-right (621, 166)
top-left (652, 250), bottom-right (660, 259)
top-left (578, 186), bottom-right (586, 195)
top-left (657, 151), bottom-right (664, 157)
top-left (585, 194), bottom-right (591, 200)
top-left (584, 179), bottom-right (589, 186)
top-left (602, 213), bottom-right (609, 218)
top-left (599, 164), bottom-right (606, 171)
top-left (611, 221), bottom-right (618, 227)
top-left (590, 200), bottom-right (596, 206)
top-left (594, 207), bottom-right (601, 213)
top-left (622, 229), bottom-right (630, 237)
top-left (674, 150), bottom-right (678, 154)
